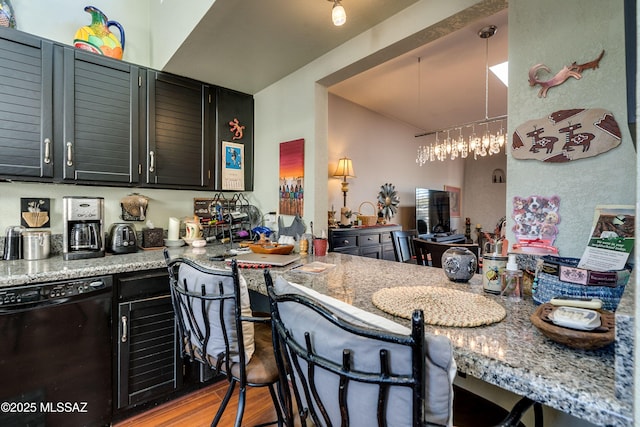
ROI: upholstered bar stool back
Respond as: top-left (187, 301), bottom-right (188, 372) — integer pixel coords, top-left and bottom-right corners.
top-left (164, 249), bottom-right (282, 427)
top-left (264, 271), bottom-right (542, 427)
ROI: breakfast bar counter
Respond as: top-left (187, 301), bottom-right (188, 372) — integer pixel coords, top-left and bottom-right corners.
top-left (0, 247), bottom-right (632, 426)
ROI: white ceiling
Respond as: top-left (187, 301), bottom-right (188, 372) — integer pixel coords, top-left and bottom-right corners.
top-left (163, 0), bottom-right (419, 93)
top-left (330, 9), bottom-right (508, 134)
top-left (162, 1), bottom-right (507, 135)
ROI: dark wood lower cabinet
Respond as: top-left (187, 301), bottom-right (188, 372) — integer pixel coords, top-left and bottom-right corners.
top-left (110, 270), bottom-right (272, 423)
top-left (114, 269), bottom-right (181, 412)
top-left (329, 225), bottom-right (401, 260)
top-left (112, 268), bottom-right (223, 424)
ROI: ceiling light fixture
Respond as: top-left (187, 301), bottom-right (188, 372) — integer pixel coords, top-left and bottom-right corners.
top-left (415, 25), bottom-right (506, 165)
top-left (329, 0), bottom-right (346, 26)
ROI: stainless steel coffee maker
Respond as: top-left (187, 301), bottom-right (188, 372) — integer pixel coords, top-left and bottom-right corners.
top-left (63, 196), bottom-right (105, 260)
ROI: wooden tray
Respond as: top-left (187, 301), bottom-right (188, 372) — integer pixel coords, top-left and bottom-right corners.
top-left (530, 303), bottom-right (615, 350)
top-left (247, 243), bottom-right (294, 255)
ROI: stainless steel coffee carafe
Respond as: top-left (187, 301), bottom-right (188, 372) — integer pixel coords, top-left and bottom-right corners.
top-left (70, 223), bottom-right (100, 250)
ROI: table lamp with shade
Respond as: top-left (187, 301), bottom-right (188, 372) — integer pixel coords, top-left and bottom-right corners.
top-left (333, 157), bottom-right (356, 225)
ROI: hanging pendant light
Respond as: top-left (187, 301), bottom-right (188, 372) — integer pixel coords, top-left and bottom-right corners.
top-left (330, 0), bottom-right (346, 26)
top-left (415, 24), bottom-right (507, 165)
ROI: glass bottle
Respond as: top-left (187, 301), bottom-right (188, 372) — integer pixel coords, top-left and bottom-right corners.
top-left (501, 254), bottom-right (523, 302)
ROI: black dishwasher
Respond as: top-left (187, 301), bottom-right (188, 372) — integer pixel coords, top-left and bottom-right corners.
top-left (0, 276), bottom-right (113, 427)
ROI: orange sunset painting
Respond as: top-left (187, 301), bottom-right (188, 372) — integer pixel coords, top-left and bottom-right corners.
top-left (279, 139), bottom-right (304, 216)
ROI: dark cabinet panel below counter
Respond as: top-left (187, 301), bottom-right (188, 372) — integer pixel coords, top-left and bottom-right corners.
top-left (329, 225), bottom-right (401, 260)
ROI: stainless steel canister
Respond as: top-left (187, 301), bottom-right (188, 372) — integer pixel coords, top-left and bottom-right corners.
top-left (22, 230), bottom-right (51, 260)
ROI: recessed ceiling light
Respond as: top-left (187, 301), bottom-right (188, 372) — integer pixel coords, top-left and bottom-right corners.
top-left (490, 61), bottom-right (508, 87)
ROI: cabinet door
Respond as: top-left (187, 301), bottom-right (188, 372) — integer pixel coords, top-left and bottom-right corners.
top-left (0, 28), bottom-right (54, 178)
top-left (145, 70), bottom-right (209, 188)
top-left (213, 86), bottom-right (254, 191)
top-left (360, 245), bottom-right (383, 259)
top-left (116, 295), bottom-right (179, 409)
top-left (381, 244), bottom-right (396, 261)
top-left (61, 48), bottom-right (139, 183)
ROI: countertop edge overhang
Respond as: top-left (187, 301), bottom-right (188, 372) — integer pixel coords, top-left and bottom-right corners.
top-left (0, 247), bottom-right (633, 427)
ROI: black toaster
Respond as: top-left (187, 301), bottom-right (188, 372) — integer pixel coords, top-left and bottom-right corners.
top-left (107, 223), bottom-right (138, 254)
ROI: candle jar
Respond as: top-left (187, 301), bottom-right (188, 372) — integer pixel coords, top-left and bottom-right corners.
top-left (328, 210), bottom-right (337, 228)
top-left (299, 238), bottom-right (309, 255)
top-left (168, 217), bottom-right (180, 241)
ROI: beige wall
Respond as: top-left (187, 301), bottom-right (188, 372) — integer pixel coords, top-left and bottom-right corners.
top-left (463, 151), bottom-right (507, 234)
top-left (328, 94), bottom-right (466, 232)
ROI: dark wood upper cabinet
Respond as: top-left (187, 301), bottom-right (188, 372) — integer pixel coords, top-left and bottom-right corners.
top-left (60, 48), bottom-right (140, 183)
top-left (0, 28), bottom-right (54, 178)
top-left (143, 70), bottom-right (210, 188)
top-left (213, 86), bottom-right (254, 191)
top-left (0, 29), bottom-right (253, 190)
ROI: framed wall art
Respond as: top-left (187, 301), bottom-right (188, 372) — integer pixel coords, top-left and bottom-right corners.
top-left (279, 139), bottom-right (305, 216)
top-left (221, 141), bottom-right (245, 191)
top-left (21, 198), bottom-right (50, 228)
top-left (444, 185), bottom-right (461, 218)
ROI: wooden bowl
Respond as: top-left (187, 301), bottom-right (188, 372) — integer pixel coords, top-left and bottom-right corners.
top-left (530, 303), bottom-right (615, 350)
top-left (248, 243), bottom-right (294, 255)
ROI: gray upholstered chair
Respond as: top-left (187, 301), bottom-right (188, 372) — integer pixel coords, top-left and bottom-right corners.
top-left (165, 249), bottom-right (283, 427)
top-left (391, 229), bottom-right (419, 263)
top-left (264, 272), bottom-right (541, 427)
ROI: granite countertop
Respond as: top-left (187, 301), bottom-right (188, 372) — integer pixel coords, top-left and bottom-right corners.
top-left (0, 246), bottom-right (633, 426)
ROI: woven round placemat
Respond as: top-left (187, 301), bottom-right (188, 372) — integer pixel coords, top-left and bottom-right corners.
top-left (372, 286), bottom-right (506, 327)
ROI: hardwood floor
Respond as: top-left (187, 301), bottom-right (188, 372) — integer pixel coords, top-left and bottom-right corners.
top-left (112, 381), bottom-right (511, 427)
top-left (113, 381), bottom-right (280, 427)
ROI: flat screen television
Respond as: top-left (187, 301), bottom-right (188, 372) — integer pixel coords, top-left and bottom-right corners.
top-left (415, 188), bottom-right (452, 235)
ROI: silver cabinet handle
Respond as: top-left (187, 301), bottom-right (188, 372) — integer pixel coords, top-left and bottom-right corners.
top-left (43, 138), bottom-right (51, 164)
top-left (149, 150), bottom-right (155, 172)
top-left (121, 315), bottom-right (128, 342)
top-left (66, 142), bottom-right (73, 166)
